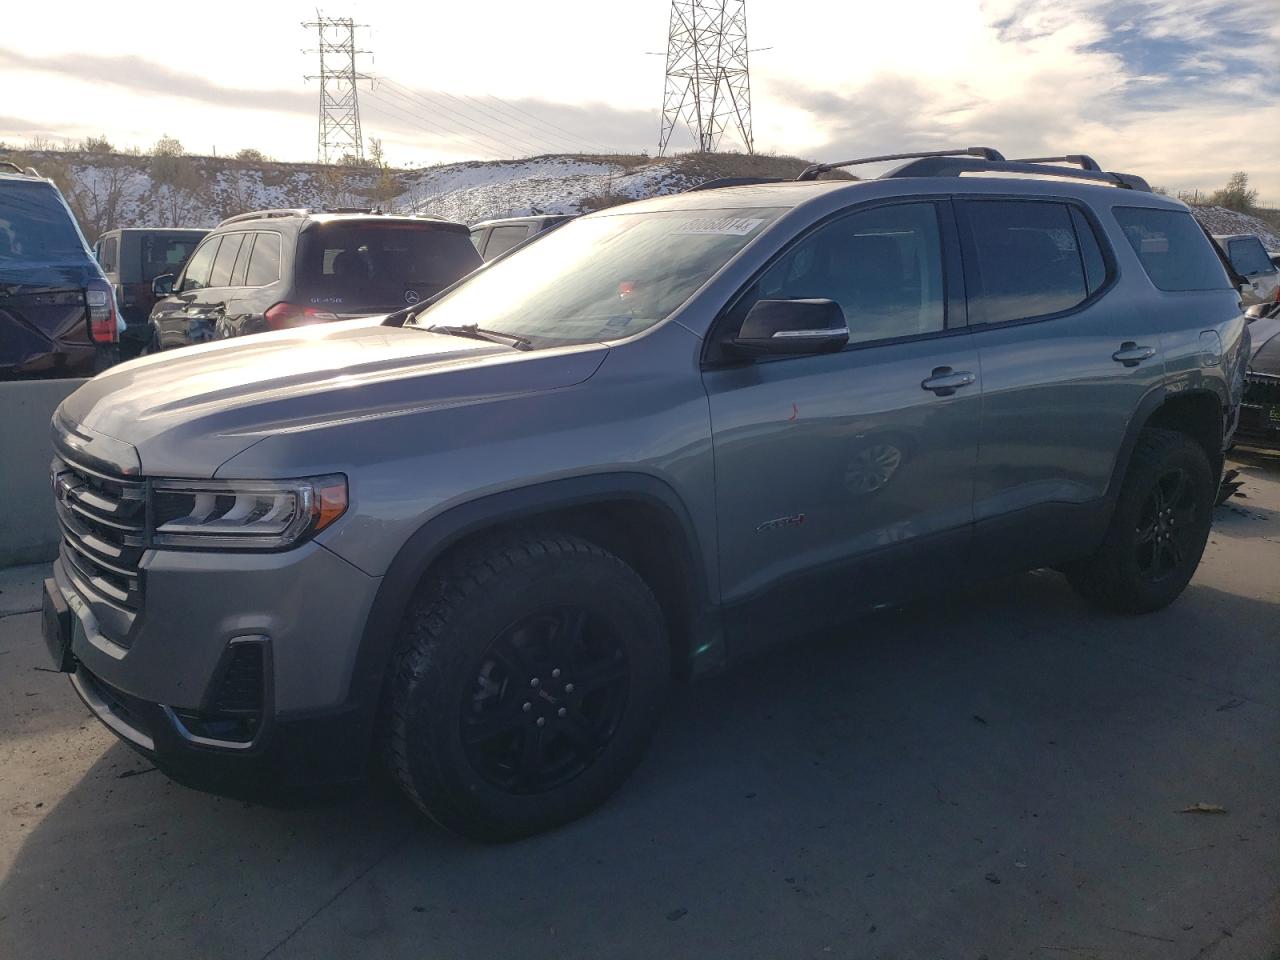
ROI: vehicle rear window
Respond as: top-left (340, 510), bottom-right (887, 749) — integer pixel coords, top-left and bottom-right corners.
top-left (483, 225), bottom-right (530, 259)
top-left (0, 181), bottom-right (87, 268)
top-left (295, 222), bottom-right (481, 309)
top-left (1227, 237), bottom-right (1274, 277)
top-left (963, 200), bottom-right (1089, 324)
top-left (1113, 207), bottom-right (1230, 292)
top-left (142, 235), bottom-right (202, 279)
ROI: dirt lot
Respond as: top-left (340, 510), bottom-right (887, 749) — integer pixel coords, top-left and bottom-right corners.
top-left (1, 453), bottom-right (1277, 960)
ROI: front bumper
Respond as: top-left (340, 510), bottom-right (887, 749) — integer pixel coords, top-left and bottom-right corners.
top-left (66, 662), bottom-right (370, 797)
top-left (48, 540), bottom-right (384, 795)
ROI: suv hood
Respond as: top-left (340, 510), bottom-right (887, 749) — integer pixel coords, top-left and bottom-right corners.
top-left (58, 316), bottom-right (607, 476)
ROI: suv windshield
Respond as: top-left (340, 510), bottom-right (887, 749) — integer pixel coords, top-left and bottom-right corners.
top-left (142, 234), bottom-right (202, 280)
top-left (0, 180), bottom-right (88, 279)
top-left (296, 221), bottom-right (481, 311)
top-left (409, 207), bottom-right (785, 347)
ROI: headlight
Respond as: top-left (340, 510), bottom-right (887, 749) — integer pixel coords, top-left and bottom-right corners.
top-left (150, 475), bottom-right (348, 550)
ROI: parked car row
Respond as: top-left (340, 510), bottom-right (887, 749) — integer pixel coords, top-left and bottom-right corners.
top-left (42, 146), bottom-right (1260, 840)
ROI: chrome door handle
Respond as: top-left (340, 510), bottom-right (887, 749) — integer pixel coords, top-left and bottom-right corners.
top-left (921, 367), bottom-right (977, 396)
top-left (1113, 342), bottom-right (1155, 367)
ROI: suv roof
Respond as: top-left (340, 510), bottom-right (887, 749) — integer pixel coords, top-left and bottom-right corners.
top-left (216, 208), bottom-right (459, 229)
top-left (0, 160), bottom-right (47, 181)
top-left (618, 147), bottom-right (1172, 220)
top-left (471, 214), bottom-right (574, 229)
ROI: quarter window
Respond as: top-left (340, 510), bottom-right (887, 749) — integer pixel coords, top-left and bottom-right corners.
top-left (735, 202), bottom-right (946, 345)
top-left (245, 232), bottom-right (281, 286)
top-left (1113, 207), bottom-right (1230, 292)
top-left (963, 200), bottom-right (1088, 324)
top-left (178, 237), bottom-right (220, 292)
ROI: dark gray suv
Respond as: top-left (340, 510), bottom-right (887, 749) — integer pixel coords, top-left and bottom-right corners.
top-left (41, 148), bottom-right (1249, 840)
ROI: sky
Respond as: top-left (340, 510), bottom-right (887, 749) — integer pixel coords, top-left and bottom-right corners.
top-left (2, 0), bottom-right (1277, 200)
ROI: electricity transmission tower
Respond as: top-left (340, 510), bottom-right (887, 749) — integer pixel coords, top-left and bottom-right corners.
top-left (658, 0), bottom-right (754, 156)
top-left (303, 14), bottom-right (370, 164)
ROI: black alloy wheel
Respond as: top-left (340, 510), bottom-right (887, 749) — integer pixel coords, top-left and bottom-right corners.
top-left (1133, 467), bottom-right (1199, 582)
top-left (461, 606), bottom-right (629, 794)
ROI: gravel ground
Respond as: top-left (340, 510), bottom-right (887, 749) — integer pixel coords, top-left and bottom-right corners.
top-left (1, 452), bottom-right (1277, 960)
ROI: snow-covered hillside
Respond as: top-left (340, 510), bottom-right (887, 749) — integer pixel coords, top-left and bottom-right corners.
top-left (9, 148), bottom-right (1278, 250)
top-left (5, 150), bottom-right (813, 237)
top-left (1191, 205), bottom-right (1280, 249)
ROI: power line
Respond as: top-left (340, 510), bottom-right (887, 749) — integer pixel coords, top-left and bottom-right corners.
top-left (480, 94), bottom-right (617, 155)
top-left (303, 14), bottom-right (371, 164)
top-left (378, 77), bottom-right (565, 158)
top-left (362, 87), bottom-right (512, 159)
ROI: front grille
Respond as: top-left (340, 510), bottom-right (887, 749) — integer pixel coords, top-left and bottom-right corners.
top-left (1243, 372), bottom-right (1280, 408)
top-left (53, 455), bottom-right (146, 612)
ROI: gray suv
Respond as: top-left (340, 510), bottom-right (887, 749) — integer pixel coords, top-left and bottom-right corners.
top-left (41, 148), bottom-right (1249, 840)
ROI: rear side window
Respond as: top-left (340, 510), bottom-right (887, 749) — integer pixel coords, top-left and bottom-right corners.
top-left (469, 228), bottom-right (486, 251)
top-left (1069, 207), bottom-right (1108, 295)
top-left (0, 181), bottom-right (87, 268)
top-left (1227, 237), bottom-right (1274, 277)
top-left (230, 234), bottom-right (254, 286)
top-left (179, 237), bottom-right (220, 292)
top-left (1113, 207), bottom-right (1229, 292)
top-left (295, 222), bottom-right (481, 309)
top-left (962, 200), bottom-right (1089, 324)
top-left (245, 232), bottom-right (281, 286)
top-left (483, 225), bottom-right (530, 259)
top-left (97, 237), bottom-right (118, 273)
top-left (209, 233), bottom-right (244, 287)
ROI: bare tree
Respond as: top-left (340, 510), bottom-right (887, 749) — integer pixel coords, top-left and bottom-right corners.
top-left (1209, 172), bottom-right (1258, 213)
top-left (149, 136), bottom-right (205, 226)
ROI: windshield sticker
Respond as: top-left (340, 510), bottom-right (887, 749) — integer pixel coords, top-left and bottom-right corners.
top-left (672, 217), bottom-right (766, 237)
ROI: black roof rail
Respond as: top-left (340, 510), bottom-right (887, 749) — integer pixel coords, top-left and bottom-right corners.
top-left (682, 176), bottom-right (787, 192)
top-left (796, 147), bottom-right (1004, 181)
top-left (881, 155), bottom-right (1152, 192)
top-left (322, 206), bottom-right (382, 214)
top-left (1012, 154), bottom-right (1102, 172)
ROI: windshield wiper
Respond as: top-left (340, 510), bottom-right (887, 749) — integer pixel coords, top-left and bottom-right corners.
top-left (424, 323), bottom-right (532, 351)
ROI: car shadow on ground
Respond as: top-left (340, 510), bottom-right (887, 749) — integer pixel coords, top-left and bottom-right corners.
top-left (1, 559), bottom-right (1277, 960)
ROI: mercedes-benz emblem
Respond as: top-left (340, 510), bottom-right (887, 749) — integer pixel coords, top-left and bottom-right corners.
top-left (403, 289), bottom-right (420, 304)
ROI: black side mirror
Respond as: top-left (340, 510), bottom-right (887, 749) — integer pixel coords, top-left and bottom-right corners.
top-left (152, 274), bottom-right (176, 298)
top-left (729, 299), bottom-right (849, 357)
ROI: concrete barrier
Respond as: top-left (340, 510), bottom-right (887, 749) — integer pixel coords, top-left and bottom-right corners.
top-left (0, 379), bottom-right (87, 566)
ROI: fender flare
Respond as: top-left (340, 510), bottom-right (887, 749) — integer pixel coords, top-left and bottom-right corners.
top-left (341, 472), bottom-right (717, 738)
top-left (1105, 384), bottom-right (1226, 505)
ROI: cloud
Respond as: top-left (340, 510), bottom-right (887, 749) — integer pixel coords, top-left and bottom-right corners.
top-left (0, 48), bottom-right (315, 115)
top-left (770, 0), bottom-right (1280, 199)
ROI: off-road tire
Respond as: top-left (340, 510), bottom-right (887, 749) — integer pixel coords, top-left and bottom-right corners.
top-left (383, 531), bottom-right (670, 841)
top-left (1065, 428), bottom-right (1214, 614)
